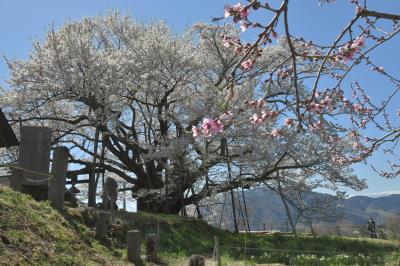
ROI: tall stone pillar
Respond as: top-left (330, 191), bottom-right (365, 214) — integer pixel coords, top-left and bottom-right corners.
top-left (18, 126), bottom-right (52, 200)
top-left (48, 146), bottom-right (69, 209)
top-left (127, 230), bottom-right (142, 265)
top-left (102, 177), bottom-right (118, 210)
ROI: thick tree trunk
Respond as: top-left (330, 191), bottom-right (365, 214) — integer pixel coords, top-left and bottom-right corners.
top-left (133, 167), bottom-right (190, 214)
top-left (136, 195), bottom-right (184, 214)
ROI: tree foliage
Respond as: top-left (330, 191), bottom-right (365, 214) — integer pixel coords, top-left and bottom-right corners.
top-left (2, 12), bottom-right (367, 213)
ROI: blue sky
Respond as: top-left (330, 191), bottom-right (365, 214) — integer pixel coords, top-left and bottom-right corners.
top-left (0, 0), bottom-right (399, 196)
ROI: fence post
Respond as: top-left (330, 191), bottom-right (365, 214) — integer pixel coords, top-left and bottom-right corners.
top-left (214, 235), bottom-right (221, 266)
top-left (88, 168), bottom-right (96, 207)
top-left (48, 146), bottom-right (69, 210)
top-left (244, 231), bottom-right (247, 262)
top-left (127, 230), bottom-right (142, 265)
top-left (157, 216), bottom-right (160, 240)
top-left (95, 211), bottom-right (110, 240)
top-left (122, 182), bottom-right (126, 210)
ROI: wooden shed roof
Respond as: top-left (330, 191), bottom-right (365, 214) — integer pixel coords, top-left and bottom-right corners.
top-left (0, 109), bottom-right (19, 148)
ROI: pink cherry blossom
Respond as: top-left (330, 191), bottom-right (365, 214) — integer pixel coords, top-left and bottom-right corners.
top-left (342, 98), bottom-right (351, 108)
top-left (352, 142), bottom-right (362, 150)
top-left (270, 128), bottom-right (283, 138)
top-left (224, 4), bottom-right (234, 18)
top-left (238, 6), bottom-right (249, 20)
top-left (239, 21), bottom-right (251, 32)
top-left (234, 46), bottom-right (243, 54)
top-left (335, 36), bottom-right (365, 62)
top-left (222, 35), bottom-right (232, 47)
top-left (353, 103), bottom-right (363, 113)
top-left (210, 119), bottom-right (224, 133)
top-left (352, 36), bottom-right (365, 49)
top-left (363, 108), bottom-right (373, 116)
top-left (192, 126), bottom-right (201, 137)
top-left (257, 98), bottom-right (266, 108)
top-left (309, 102), bottom-right (324, 113)
top-left (259, 110), bottom-right (279, 120)
top-left (248, 99), bottom-right (266, 109)
top-left (269, 111), bottom-right (280, 118)
top-left (202, 118), bottom-right (213, 137)
top-left (241, 59), bottom-right (255, 70)
top-left (321, 96), bottom-right (334, 111)
top-left (250, 113), bottom-right (263, 124)
top-left (224, 3), bottom-right (249, 22)
top-left (284, 118), bottom-right (294, 127)
top-left (260, 110), bottom-right (268, 120)
top-left (200, 118), bottom-right (224, 137)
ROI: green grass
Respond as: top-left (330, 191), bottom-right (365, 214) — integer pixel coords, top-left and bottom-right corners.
top-left (108, 209), bottom-right (400, 265)
top-left (1, 186), bottom-right (400, 265)
top-left (0, 186), bottom-right (124, 265)
top-left (112, 211), bottom-right (400, 265)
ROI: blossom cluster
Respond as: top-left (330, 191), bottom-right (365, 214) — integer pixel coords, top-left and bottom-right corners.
top-left (334, 36), bottom-right (366, 62)
top-left (308, 95), bottom-right (334, 114)
top-left (249, 110), bottom-right (279, 124)
top-left (224, 3), bottom-right (249, 24)
top-left (222, 34), bottom-right (259, 70)
top-left (192, 112), bottom-right (234, 138)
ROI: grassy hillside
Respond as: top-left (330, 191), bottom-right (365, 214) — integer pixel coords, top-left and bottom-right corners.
top-left (0, 186), bottom-right (125, 265)
top-left (1, 186), bottom-right (400, 265)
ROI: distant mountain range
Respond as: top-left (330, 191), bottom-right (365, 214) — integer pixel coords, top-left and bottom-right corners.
top-left (206, 188), bottom-right (400, 231)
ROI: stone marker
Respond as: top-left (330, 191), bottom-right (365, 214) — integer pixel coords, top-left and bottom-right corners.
top-left (127, 230), bottom-right (141, 265)
top-left (95, 211), bottom-right (110, 240)
top-left (146, 234), bottom-right (158, 262)
top-left (102, 177), bottom-right (118, 210)
top-left (48, 146), bottom-right (69, 209)
top-left (189, 255), bottom-right (205, 266)
top-left (18, 126), bottom-right (52, 200)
